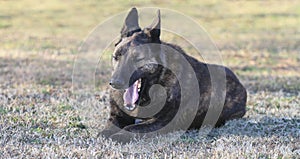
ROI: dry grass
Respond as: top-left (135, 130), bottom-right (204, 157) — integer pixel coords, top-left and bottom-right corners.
top-left (0, 73), bottom-right (299, 158)
top-left (0, 0), bottom-right (300, 158)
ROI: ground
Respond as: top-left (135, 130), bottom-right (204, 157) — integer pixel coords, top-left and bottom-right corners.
top-left (0, 0), bottom-right (299, 158)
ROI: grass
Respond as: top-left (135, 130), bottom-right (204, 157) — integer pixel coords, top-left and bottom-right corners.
top-left (0, 0), bottom-right (299, 158)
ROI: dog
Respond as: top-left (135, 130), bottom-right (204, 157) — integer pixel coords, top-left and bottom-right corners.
top-left (100, 8), bottom-right (247, 142)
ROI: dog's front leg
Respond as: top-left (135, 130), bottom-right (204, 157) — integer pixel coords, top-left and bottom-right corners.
top-left (99, 118), bottom-right (123, 139)
top-left (123, 118), bottom-right (164, 133)
top-left (99, 113), bottom-right (137, 138)
top-left (109, 118), bottom-right (172, 143)
top-left (99, 101), bottom-right (136, 138)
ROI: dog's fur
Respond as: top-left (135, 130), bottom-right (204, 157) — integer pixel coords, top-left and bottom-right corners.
top-left (100, 8), bottom-right (247, 142)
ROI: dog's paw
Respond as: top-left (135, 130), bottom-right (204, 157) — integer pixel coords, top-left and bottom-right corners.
top-left (98, 129), bottom-right (117, 139)
top-left (110, 132), bottom-right (133, 144)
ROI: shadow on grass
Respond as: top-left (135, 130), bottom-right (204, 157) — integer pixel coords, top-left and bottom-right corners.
top-left (208, 116), bottom-right (300, 138)
top-left (179, 116), bottom-right (299, 147)
top-left (0, 56), bottom-right (111, 89)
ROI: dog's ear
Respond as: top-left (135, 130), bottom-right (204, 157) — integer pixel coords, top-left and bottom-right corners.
top-left (121, 7), bottom-right (141, 38)
top-left (146, 9), bottom-right (161, 42)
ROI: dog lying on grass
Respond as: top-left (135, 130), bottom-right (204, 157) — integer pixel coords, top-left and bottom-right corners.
top-left (100, 8), bottom-right (247, 143)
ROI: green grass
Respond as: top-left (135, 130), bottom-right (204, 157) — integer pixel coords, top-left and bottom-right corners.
top-left (0, 0), bottom-right (299, 158)
top-left (1, 0), bottom-right (299, 51)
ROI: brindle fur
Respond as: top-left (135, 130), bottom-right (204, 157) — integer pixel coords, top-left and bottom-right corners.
top-left (100, 8), bottom-right (247, 142)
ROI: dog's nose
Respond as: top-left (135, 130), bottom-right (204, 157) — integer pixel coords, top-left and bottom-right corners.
top-left (109, 79), bottom-right (125, 89)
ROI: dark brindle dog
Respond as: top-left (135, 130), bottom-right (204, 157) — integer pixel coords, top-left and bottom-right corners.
top-left (100, 8), bottom-right (247, 142)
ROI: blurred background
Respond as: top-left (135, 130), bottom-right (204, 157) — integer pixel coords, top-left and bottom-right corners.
top-left (1, 0), bottom-right (299, 89)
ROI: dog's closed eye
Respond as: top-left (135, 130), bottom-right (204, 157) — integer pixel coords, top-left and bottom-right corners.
top-left (135, 54), bottom-right (145, 62)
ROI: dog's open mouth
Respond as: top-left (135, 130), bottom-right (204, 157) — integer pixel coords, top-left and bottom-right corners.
top-left (123, 78), bottom-right (144, 111)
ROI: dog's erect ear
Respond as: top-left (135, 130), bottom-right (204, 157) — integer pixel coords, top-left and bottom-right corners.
top-left (121, 7), bottom-right (141, 38)
top-left (146, 9), bottom-right (161, 42)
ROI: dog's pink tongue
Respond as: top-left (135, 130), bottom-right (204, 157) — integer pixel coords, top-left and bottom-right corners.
top-left (123, 80), bottom-right (139, 107)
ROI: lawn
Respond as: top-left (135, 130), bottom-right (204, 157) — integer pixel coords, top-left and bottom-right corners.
top-left (0, 0), bottom-right (299, 158)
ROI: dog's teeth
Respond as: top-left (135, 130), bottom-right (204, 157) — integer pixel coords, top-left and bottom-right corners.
top-left (125, 104), bottom-right (136, 111)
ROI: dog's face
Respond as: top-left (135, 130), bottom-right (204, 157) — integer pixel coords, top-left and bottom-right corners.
top-left (110, 8), bottom-right (163, 111)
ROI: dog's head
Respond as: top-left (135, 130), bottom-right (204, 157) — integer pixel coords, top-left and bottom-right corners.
top-left (110, 8), bottom-right (166, 110)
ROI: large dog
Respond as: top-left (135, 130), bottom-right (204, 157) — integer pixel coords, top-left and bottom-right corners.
top-left (100, 8), bottom-right (247, 142)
